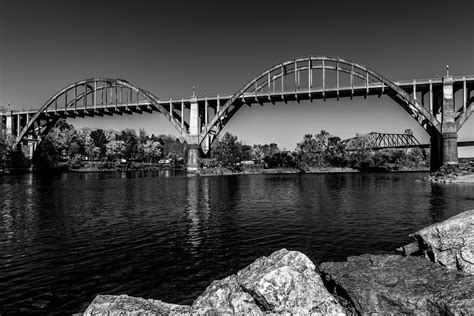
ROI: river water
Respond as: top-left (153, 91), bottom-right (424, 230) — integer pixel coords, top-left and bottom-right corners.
top-left (1, 171), bottom-right (473, 314)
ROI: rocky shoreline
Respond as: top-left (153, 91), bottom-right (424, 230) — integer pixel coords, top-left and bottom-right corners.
top-left (84, 209), bottom-right (474, 315)
top-left (427, 163), bottom-right (474, 183)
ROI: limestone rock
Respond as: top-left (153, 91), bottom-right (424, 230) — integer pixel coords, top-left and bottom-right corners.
top-left (192, 248), bottom-right (346, 314)
top-left (191, 276), bottom-right (261, 314)
top-left (410, 209), bottom-right (474, 274)
top-left (320, 254), bottom-right (474, 315)
top-left (396, 241), bottom-right (420, 256)
top-left (236, 249), bottom-right (344, 314)
top-left (83, 294), bottom-right (190, 315)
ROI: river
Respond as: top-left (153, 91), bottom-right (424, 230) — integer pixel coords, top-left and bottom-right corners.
top-left (1, 171), bottom-right (473, 314)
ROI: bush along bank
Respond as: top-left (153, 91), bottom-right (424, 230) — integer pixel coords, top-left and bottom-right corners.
top-left (84, 209), bottom-right (474, 315)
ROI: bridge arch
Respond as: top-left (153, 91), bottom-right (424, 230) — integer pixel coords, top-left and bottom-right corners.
top-left (16, 78), bottom-right (188, 146)
top-left (199, 56), bottom-right (442, 146)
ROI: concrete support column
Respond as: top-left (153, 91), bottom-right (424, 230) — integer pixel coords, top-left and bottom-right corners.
top-left (441, 75), bottom-right (458, 165)
top-left (27, 142), bottom-right (35, 160)
top-left (187, 94), bottom-right (201, 172)
top-left (16, 114), bottom-right (20, 136)
top-left (189, 96), bottom-right (199, 137)
top-left (6, 114), bottom-right (12, 136)
top-left (186, 144), bottom-right (200, 172)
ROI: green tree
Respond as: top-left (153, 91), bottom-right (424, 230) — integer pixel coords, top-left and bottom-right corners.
top-left (347, 133), bottom-right (373, 170)
top-left (323, 137), bottom-right (348, 167)
top-left (251, 145), bottom-right (265, 164)
top-left (106, 140), bottom-right (125, 161)
top-left (240, 144), bottom-right (253, 161)
top-left (118, 129), bottom-right (139, 160)
top-left (90, 129), bottom-right (107, 158)
top-left (32, 119), bottom-right (75, 168)
top-left (139, 128), bottom-right (148, 143)
top-left (265, 151), bottom-right (297, 168)
top-left (252, 143), bottom-right (280, 164)
top-left (33, 134), bottom-right (61, 169)
top-left (211, 132), bottom-right (243, 169)
top-left (0, 131), bottom-right (17, 169)
top-left (295, 134), bottom-right (320, 168)
top-left (157, 134), bottom-right (185, 158)
top-left (142, 140), bottom-right (163, 162)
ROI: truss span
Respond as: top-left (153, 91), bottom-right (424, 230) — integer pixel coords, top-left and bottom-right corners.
top-left (342, 132), bottom-right (422, 151)
top-left (199, 56), bottom-right (442, 145)
top-left (16, 79), bottom-right (188, 146)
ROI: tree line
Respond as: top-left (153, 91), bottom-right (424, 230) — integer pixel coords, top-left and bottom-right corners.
top-left (201, 130), bottom-right (429, 172)
top-left (0, 120), bottom-right (429, 172)
top-left (31, 119), bottom-right (186, 169)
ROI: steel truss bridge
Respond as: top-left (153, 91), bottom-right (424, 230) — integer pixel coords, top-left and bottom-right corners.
top-left (1, 56), bottom-right (473, 171)
top-left (342, 132), bottom-right (474, 151)
top-left (342, 132), bottom-right (423, 151)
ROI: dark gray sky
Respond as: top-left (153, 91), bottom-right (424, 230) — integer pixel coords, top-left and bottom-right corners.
top-left (1, 0), bottom-right (473, 151)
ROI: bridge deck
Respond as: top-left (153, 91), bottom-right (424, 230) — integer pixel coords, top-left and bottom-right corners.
top-left (1, 75), bottom-right (474, 116)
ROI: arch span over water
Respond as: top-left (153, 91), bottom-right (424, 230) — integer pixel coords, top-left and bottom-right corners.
top-left (15, 78), bottom-right (188, 146)
top-left (199, 56), bottom-right (442, 146)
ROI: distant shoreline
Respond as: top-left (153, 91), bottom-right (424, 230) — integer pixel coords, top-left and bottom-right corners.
top-left (0, 165), bottom-right (431, 176)
top-left (195, 166), bottom-right (429, 177)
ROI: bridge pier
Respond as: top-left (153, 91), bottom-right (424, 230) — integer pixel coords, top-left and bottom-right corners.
top-left (441, 75), bottom-right (458, 165)
top-left (186, 93), bottom-right (201, 172)
top-left (5, 114), bottom-right (13, 135)
top-left (186, 143), bottom-right (201, 172)
top-left (429, 75), bottom-right (459, 171)
top-left (26, 142), bottom-right (35, 160)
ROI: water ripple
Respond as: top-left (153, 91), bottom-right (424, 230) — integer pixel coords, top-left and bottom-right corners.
top-left (0, 172), bottom-right (473, 314)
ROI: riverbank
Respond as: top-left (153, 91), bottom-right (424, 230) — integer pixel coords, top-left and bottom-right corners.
top-left (84, 209), bottom-right (474, 315)
top-left (196, 166), bottom-right (360, 176)
top-left (196, 165), bottom-right (429, 176)
top-left (8, 161), bottom-right (185, 174)
top-left (197, 166), bottom-right (302, 176)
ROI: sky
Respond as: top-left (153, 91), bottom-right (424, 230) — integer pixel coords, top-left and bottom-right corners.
top-left (1, 0), bottom-right (473, 153)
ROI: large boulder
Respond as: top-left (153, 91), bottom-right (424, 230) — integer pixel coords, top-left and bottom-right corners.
top-left (320, 254), bottom-right (474, 315)
top-left (191, 276), bottom-right (261, 314)
top-left (410, 209), bottom-right (474, 274)
top-left (191, 248), bottom-right (346, 314)
top-left (83, 294), bottom-right (190, 315)
top-left (83, 249), bottom-right (346, 315)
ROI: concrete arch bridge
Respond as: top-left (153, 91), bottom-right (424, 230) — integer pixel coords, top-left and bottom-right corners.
top-left (1, 56), bottom-right (473, 171)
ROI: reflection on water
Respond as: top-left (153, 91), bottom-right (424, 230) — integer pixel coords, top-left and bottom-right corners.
top-left (428, 182), bottom-right (474, 223)
top-left (0, 171), bottom-right (473, 315)
top-left (185, 177), bottom-right (211, 253)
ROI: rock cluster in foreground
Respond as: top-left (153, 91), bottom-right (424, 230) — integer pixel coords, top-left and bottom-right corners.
top-left (320, 255), bottom-right (473, 314)
top-left (410, 209), bottom-right (474, 274)
top-left (84, 209), bottom-right (474, 315)
top-left (85, 249), bottom-right (346, 315)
